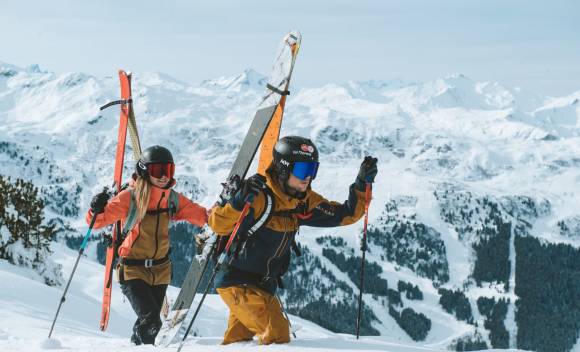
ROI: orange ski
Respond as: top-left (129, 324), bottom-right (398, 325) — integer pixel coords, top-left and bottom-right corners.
top-left (257, 36), bottom-right (301, 174)
top-left (99, 70), bottom-right (134, 331)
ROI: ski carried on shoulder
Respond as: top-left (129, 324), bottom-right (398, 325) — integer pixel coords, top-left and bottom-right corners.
top-left (156, 30), bottom-right (301, 347)
top-left (99, 70), bottom-right (142, 331)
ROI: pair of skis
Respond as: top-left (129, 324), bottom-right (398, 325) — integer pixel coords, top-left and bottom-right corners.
top-left (100, 70), bottom-right (142, 331)
top-left (48, 70), bottom-right (142, 336)
top-left (156, 30), bottom-right (302, 348)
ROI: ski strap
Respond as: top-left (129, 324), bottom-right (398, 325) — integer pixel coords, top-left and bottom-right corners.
top-left (99, 98), bottom-right (133, 111)
top-left (266, 83), bottom-right (290, 96)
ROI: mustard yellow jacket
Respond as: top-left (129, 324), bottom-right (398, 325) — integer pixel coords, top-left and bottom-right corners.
top-left (209, 169), bottom-right (367, 293)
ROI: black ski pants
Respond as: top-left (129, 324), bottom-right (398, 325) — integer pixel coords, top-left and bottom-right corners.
top-left (120, 279), bottom-right (168, 345)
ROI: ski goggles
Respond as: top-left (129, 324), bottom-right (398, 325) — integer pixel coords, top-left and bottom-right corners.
top-left (147, 162), bottom-right (175, 179)
top-left (291, 161), bottom-right (319, 180)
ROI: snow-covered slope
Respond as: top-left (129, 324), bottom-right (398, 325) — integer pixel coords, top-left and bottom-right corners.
top-left (1, 61), bottom-right (579, 351)
top-left (0, 245), bottom-right (445, 352)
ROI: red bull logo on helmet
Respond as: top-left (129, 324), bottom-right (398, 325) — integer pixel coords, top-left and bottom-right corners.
top-left (301, 144), bottom-right (314, 153)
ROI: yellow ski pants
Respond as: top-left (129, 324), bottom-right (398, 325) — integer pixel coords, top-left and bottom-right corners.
top-left (217, 286), bottom-right (290, 345)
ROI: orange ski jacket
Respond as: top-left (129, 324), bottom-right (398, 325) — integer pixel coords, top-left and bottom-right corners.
top-left (86, 179), bottom-right (208, 285)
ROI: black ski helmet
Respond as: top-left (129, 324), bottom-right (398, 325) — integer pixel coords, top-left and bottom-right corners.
top-left (136, 145), bottom-right (174, 178)
top-left (273, 136), bottom-right (319, 180)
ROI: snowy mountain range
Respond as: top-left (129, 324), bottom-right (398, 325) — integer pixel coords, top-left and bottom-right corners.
top-left (1, 60), bottom-right (579, 352)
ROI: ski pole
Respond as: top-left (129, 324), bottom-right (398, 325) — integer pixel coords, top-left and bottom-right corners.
top-left (275, 293), bottom-right (297, 339)
top-left (356, 182), bottom-right (372, 339)
top-left (48, 213), bottom-right (98, 338)
top-left (177, 199), bottom-right (253, 352)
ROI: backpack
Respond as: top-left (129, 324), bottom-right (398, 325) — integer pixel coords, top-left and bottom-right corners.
top-left (214, 186), bottom-right (304, 259)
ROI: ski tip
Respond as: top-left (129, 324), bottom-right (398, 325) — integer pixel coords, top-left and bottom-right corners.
top-left (118, 70), bottom-right (133, 77)
top-left (287, 30), bottom-right (302, 44)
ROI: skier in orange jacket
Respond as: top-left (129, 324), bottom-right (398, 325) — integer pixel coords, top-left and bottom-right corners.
top-left (86, 145), bottom-right (208, 345)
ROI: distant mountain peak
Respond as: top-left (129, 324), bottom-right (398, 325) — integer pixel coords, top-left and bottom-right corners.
top-left (26, 64), bottom-right (45, 74)
top-left (201, 68), bottom-right (266, 92)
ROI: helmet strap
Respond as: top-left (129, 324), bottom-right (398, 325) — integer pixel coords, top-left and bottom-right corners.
top-left (136, 160), bottom-right (149, 180)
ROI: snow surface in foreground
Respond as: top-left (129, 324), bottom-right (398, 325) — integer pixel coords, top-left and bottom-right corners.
top-left (0, 244), bottom-right (461, 352)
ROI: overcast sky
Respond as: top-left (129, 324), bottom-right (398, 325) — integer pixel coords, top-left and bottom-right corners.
top-left (1, 0), bottom-right (579, 95)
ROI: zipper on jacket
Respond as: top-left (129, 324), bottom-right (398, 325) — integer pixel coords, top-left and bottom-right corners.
top-left (150, 192), bottom-right (165, 286)
top-left (152, 192), bottom-right (165, 259)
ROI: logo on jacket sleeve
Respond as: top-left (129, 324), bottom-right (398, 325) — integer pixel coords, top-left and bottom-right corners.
top-left (315, 203), bottom-right (335, 217)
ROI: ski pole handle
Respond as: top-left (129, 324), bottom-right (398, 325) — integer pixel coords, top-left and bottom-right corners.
top-left (80, 213), bottom-right (99, 251)
top-left (364, 183), bottom-right (371, 213)
top-left (360, 183), bottom-right (371, 252)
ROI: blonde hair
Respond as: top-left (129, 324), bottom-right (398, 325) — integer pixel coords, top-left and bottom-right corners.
top-left (133, 176), bottom-right (151, 222)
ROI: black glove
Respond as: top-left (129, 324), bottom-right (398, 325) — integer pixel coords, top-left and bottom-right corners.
top-left (230, 174), bottom-right (266, 210)
top-left (90, 188), bottom-right (110, 214)
top-left (355, 156), bottom-right (378, 191)
top-left (219, 175), bottom-right (242, 206)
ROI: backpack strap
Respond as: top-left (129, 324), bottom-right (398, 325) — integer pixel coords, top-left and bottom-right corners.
top-left (218, 186), bottom-right (276, 259)
top-left (247, 186), bottom-right (275, 237)
top-left (247, 186), bottom-right (304, 257)
top-left (167, 189), bottom-right (179, 218)
top-left (224, 186), bottom-right (305, 258)
top-left (121, 188), bottom-right (179, 238)
top-left (121, 189), bottom-right (139, 238)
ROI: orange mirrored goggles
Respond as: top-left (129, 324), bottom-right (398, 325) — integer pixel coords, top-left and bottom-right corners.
top-left (147, 163), bottom-right (175, 179)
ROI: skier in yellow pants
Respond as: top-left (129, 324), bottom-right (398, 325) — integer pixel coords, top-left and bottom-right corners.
top-left (218, 286), bottom-right (289, 344)
top-left (207, 136), bottom-right (378, 344)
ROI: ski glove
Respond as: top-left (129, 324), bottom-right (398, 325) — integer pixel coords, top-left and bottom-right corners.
top-left (355, 156), bottom-right (378, 191)
top-left (90, 189), bottom-right (110, 214)
top-left (230, 174), bottom-right (266, 211)
top-left (219, 175), bottom-right (242, 206)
